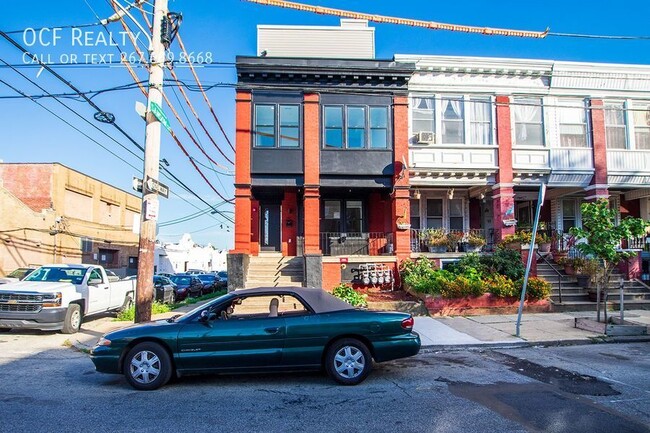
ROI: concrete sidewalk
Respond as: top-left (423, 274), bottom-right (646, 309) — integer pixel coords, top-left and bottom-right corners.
top-left (70, 306), bottom-right (650, 352)
top-left (414, 310), bottom-right (650, 350)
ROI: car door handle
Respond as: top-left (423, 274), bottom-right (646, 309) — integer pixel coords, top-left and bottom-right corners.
top-left (264, 327), bottom-right (280, 334)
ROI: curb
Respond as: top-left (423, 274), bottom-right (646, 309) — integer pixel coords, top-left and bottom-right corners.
top-left (419, 335), bottom-right (650, 352)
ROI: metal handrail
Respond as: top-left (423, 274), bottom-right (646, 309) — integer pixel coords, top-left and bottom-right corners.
top-left (536, 250), bottom-right (563, 304)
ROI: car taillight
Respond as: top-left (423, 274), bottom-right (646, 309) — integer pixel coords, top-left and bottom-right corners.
top-left (401, 316), bottom-right (414, 330)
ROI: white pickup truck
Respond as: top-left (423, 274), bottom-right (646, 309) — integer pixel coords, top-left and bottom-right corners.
top-left (0, 264), bottom-right (135, 334)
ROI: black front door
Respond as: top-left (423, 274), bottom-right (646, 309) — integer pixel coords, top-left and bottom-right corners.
top-left (260, 204), bottom-right (281, 251)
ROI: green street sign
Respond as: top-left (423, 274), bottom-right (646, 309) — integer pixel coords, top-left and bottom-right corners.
top-left (149, 101), bottom-right (171, 132)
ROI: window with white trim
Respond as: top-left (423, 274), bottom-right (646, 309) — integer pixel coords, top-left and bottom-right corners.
top-left (449, 199), bottom-right (464, 231)
top-left (441, 97), bottom-right (464, 144)
top-left (562, 199), bottom-right (578, 230)
top-left (468, 98), bottom-right (492, 145)
top-left (513, 97), bottom-right (544, 146)
top-left (412, 97), bottom-right (434, 135)
top-left (605, 102), bottom-right (627, 149)
top-left (426, 199), bottom-right (443, 229)
top-left (632, 104), bottom-right (650, 150)
top-left (558, 100), bottom-right (589, 148)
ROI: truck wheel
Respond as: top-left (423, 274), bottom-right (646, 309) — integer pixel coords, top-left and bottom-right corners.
top-left (61, 304), bottom-right (82, 334)
top-left (120, 294), bottom-right (134, 312)
top-left (325, 338), bottom-right (372, 386)
top-left (124, 342), bottom-right (173, 390)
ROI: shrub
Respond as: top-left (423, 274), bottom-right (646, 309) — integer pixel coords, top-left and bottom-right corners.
top-left (480, 248), bottom-right (525, 281)
top-left (484, 274), bottom-right (518, 298)
top-left (332, 283), bottom-right (368, 307)
top-left (439, 275), bottom-right (485, 299)
top-left (115, 301), bottom-right (172, 322)
top-left (517, 277), bottom-right (552, 301)
top-left (447, 253), bottom-right (483, 276)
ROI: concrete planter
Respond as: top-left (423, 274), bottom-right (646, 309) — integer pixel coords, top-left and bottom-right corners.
top-left (539, 243), bottom-right (552, 253)
top-left (427, 245), bottom-right (448, 253)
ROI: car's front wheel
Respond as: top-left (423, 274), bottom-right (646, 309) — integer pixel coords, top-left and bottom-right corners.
top-left (124, 342), bottom-right (173, 391)
top-left (325, 338), bottom-right (372, 385)
top-left (61, 303), bottom-right (82, 334)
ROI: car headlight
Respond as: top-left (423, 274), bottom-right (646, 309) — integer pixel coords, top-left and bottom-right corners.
top-left (42, 292), bottom-right (62, 307)
top-left (96, 337), bottom-right (112, 347)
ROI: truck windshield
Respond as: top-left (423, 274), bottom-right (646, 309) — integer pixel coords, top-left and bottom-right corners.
top-left (23, 267), bottom-right (87, 284)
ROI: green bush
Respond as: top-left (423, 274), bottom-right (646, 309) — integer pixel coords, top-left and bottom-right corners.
top-left (484, 274), bottom-right (518, 298)
top-left (480, 248), bottom-right (525, 281)
top-left (115, 301), bottom-right (172, 322)
top-left (518, 277), bottom-right (552, 301)
top-left (332, 283), bottom-right (368, 307)
top-left (439, 275), bottom-right (485, 299)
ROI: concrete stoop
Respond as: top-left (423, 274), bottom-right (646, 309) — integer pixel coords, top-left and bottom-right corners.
top-left (244, 255), bottom-right (304, 289)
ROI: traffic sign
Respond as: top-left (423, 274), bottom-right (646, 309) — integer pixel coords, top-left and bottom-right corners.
top-left (145, 176), bottom-right (170, 198)
top-left (149, 101), bottom-right (171, 132)
top-left (132, 177), bottom-right (143, 193)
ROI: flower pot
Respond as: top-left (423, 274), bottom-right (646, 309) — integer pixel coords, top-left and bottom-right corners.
top-left (539, 243), bottom-right (551, 253)
top-left (428, 245), bottom-right (447, 253)
top-left (564, 264), bottom-right (575, 275)
top-left (553, 252), bottom-right (567, 264)
top-left (396, 222), bottom-right (411, 230)
top-left (576, 274), bottom-right (590, 288)
top-left (465, 245), bottom-right (483, 253)
top-left (505, 242), bottom-right (520, 250)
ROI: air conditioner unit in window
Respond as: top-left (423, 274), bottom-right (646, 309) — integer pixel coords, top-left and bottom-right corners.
top-left (416, 131), bottom-right (435, 144)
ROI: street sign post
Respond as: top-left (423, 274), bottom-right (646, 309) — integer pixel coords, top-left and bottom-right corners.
top-left (144, 175), bottom-right (170, 198)
top-left (148, 101), bottom-right (171, 132)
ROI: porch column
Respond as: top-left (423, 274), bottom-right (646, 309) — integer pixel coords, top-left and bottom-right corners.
top-left (303, 93), bottom-right (321, 254)
top-left (232, 90), bottom-right (252, 254)
top-left (393, 95), bottom-right (411, 261)
top-left (493, 95), bottom-right (515, 242)
top-left (585, 99), bottom-right (609, 201)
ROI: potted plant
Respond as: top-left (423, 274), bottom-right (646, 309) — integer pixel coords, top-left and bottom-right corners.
top-left (447, 231), bottom-right (464, 252)
top-left (501, 233), bottom-right (521, 250)
top-left (537, 232), bottom-right (552, 253)
top-left (464, 232), bottom-right (486, 253)
top-left (420, 228), bottom-right (448, 253)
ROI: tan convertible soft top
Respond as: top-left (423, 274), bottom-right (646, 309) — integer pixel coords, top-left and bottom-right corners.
top-left (230, 287), bottom-right (356, 314)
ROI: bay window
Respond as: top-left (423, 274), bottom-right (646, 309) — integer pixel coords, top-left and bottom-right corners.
top-left (605, 102), bottom-right (627, 149)
top-left (426, 199), bottom-right (443, 228)
top-left (513, 97), bottom-right (544, 146)
top-left (441, 97), bottom-right (464, 144)
top-left (322, 104), bottom-right (390, 149)
top-left (558, 100), bottom-right (588, 148)
top-left (254, 103), bottom-right (300, 148)
top-left (632, 104), bottom-right (650, 150)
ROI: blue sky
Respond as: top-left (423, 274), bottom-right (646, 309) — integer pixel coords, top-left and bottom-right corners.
top-left (2, 0), bottom-right (649, 249)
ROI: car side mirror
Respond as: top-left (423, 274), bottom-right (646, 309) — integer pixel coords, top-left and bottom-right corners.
top-left (88, 278), bottom-right (102, 286)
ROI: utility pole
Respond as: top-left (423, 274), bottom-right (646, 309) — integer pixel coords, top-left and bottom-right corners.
top-left (135, 0), bottom-right (168, 323)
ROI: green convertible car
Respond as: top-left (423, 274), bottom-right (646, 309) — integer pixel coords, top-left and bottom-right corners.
top-left (90, 287), bottom-right (421, 390)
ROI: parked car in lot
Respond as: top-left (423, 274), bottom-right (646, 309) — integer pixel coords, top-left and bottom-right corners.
top-left (217, 271), bottom-right (228, 289)
top-left (0, 267), bottom-right (37, 285)
top-left (153, 276), bottom-right (175, 304)
top-left (0, 264), bottom-right (135, 334)
top-left (196, 273), bottom-right (220, 295)
top-left (168, 274), bottom-right (203, 301)
top-left (90, 287), bottom-right (421, 390)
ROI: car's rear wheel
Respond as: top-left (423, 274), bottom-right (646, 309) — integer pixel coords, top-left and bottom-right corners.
top-left (325, 338), bottom-right (372, 385)
top-left (124, 342), bottom-right (173, 391)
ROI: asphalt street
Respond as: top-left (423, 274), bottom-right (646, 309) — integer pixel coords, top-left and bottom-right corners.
top-left (0, 331), bottom-right (648, 433)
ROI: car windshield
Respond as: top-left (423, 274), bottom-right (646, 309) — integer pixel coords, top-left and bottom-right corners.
top-left (170, 276), bottom-right (191, 285)
top-left (23, 267), bottom-right (87, 284)
top-left (8, 268), bottom-right (33, 279)
top-left (197, 275), bottom-right (215, 282)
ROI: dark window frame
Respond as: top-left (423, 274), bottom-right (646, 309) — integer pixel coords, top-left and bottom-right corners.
top-left (253, 102), bottom-right (302, 149)
top-left (320, 198), bottom-right (367, 234)
top-left (321, 103), bottom-right (392, 151)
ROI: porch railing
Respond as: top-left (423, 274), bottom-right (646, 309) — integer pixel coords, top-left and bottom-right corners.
top-left (320, 232), bottom-right (393, 256)
top-left (628, 235), bottom-right (649, 251)
top-left (410, 228), bottom-right (490, 253)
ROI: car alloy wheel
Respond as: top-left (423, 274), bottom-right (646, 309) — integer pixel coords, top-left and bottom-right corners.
top-left (130, 350), bottom-right (161, 385)
top-left (124, 342), bottom-right (173, 390)
top-left (334, 346), bottom-right (365, 379)
top-left (325, 338), bottom-right (372, 386)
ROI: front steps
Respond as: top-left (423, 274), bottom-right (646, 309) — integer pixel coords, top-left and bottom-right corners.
top-left (537, 261), bottom-right (650, 312)
top-left (244, 254), bottom-right (304, 289)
